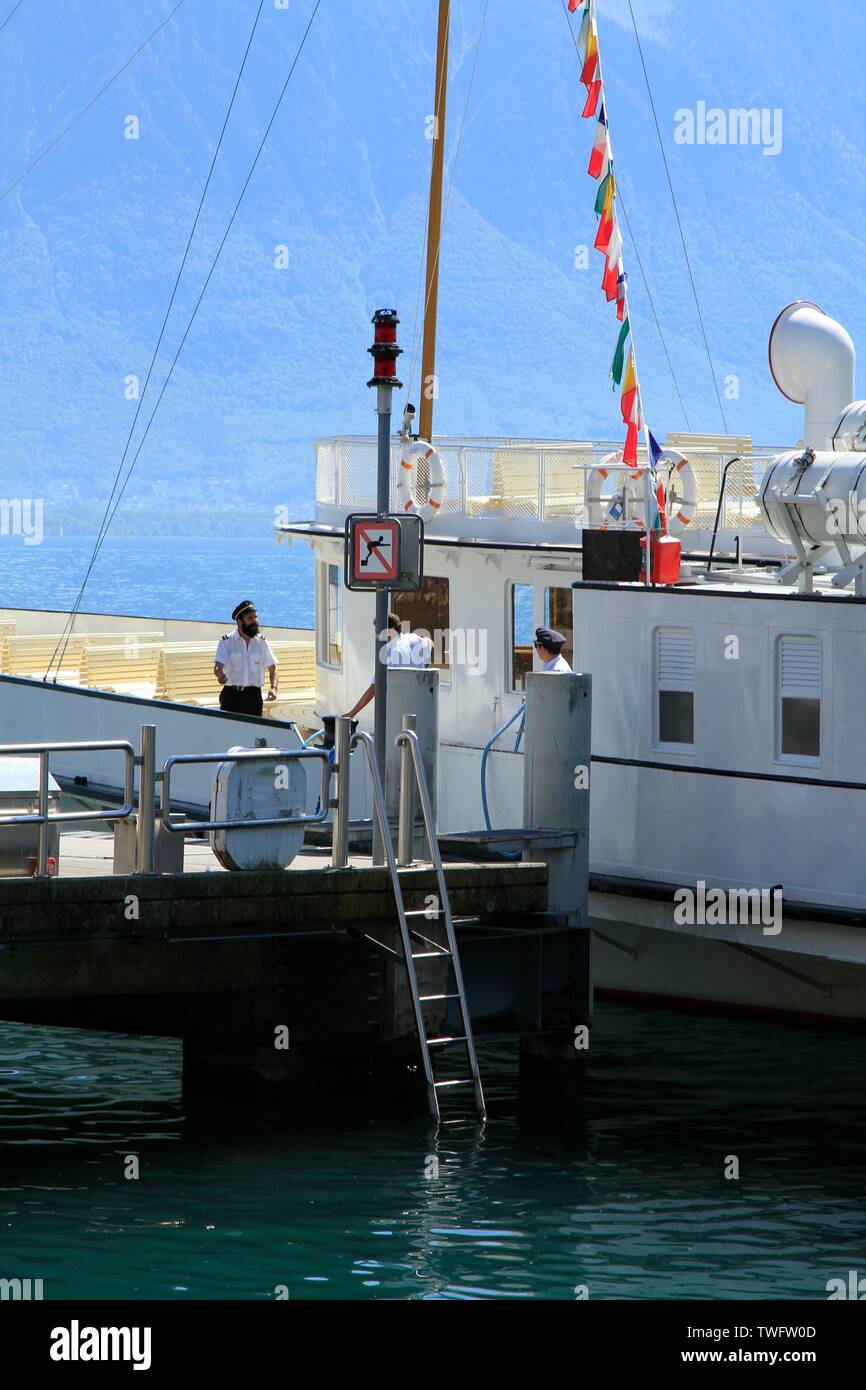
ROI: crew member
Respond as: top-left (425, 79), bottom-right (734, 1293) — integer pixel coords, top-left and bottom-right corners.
top-left (214, 600), bottom-right (278, 716)
top-left (534, 626), bottom-right (572, 673)
top-left (344, 612), bottom-right (431, 719)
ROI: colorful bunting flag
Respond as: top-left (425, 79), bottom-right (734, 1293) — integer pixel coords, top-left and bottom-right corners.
top-left (623, 417), bottom-right (639, 468)
top-left (594, 168), bottom-right (614, 216)
top-left (605, 219), bottom-right (622, 272)
top-left (616, 270), bottom-right (627, 322)
top-left (647, 430), bottom-right (667, 536)
top-left (610, 316), bottom-right (630, 386)
top-left (577, 0), bottom-right (594, 49)
top-left (580, 30), bottom-right (599, 87)
top-left (570, 0), bottom-right (650, 485)
top-left (582, 78), bottom-right (602, 119)
top-left (594, 206), bottom-right (613, 253)
top-left (602, 254), bottom-right (619, 301)
top-left (588, 104), bottom-right (608, 178)
top-left (620, 350), bottom-right (637, 423)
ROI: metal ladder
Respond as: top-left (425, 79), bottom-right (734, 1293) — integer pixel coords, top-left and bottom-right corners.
top-left (351, 728), bottom-right (485, 1122)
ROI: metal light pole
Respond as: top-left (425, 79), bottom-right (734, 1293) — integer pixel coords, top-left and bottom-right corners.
top-left (368, 310), bottom-right (402, 863)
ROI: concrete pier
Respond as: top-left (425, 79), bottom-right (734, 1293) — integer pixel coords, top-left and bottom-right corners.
top-left (0, 844), bottom-right (586, 1111)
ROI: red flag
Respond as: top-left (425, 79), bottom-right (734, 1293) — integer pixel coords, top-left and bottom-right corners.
top-left (568, 0), bottom-right (584, 11)
top-left (623, 419), bottom-right (639, 467)
top-left (602, 255), bottom-right (618, 301)
top-left (588, 104), bottom-right (608, 178)
top-left (594, 208), bottom-right (613, 253)
top-left (582, 79), bottom-right (602, 119)
top-left (580, 31), bottom-right (599, 86)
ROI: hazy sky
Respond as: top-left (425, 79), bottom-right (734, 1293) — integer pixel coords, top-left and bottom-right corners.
top-left (0, 0), bottom-right (861, 517)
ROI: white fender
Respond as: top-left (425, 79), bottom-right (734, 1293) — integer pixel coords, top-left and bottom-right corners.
top-left (397, 440), bottom-right (446, 522)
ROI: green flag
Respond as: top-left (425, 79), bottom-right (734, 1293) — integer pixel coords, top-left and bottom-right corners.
top-left (594, 169), bottom-right (612, 216)
top-left (610, 316), bottom-right (630, 387)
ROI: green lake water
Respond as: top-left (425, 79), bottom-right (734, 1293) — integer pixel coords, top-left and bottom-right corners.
top-left (2, 1001), bottom-right (864, 1301)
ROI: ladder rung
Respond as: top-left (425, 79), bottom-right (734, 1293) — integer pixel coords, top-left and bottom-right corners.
top-left (433, 1079), bottom-right (475, 1089)
top-left (412, 949), bottom-right (453, 960)
top-left (404, 908), bottom-right (441, 918)
top-left (418, 992), bottom-right (460, 1001)
top-left (426, 1035), bottom-right (467, 1047)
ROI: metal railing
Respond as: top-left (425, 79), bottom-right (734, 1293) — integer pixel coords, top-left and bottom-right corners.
top-left (0, 739), bottom-right (136, 877)
top-left (314, 434), bottom-right (785, 533)
top-left (158, 747), bottom-right (332, 837)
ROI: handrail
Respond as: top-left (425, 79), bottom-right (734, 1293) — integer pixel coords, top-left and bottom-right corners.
top-left (0, 739), bottom-right (136, 877)
top-left (395, 728), bottom-right (485, 1119)
top-left (159, 747), bottom-right (331, 834)
top-left (707, 456), bottom-right (743, 572)
top-left (350, 729), bottom-right (438, 1109)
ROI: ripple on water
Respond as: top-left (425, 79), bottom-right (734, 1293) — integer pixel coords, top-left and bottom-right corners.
top-left (1, 1010), bottom-right (866, 1299)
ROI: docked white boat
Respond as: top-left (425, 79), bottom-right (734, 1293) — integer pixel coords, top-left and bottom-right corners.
top-left (276, 305), bottom-right (866, 1026)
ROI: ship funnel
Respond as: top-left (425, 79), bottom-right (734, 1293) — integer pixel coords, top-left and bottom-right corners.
top-left (768, 301), bottom-right (856, 449)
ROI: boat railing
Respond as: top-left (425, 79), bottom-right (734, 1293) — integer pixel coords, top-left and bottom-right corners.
top-left (314, 435), bottom-right (786, 533)
top-left (0, 738), bottom-right (136, 877)
top-left (158, 746), bottom-right (332, 842)
top-left (0, 733), bottom-right (335, 878)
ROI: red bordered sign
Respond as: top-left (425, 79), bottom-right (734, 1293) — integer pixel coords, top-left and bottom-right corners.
top-left (351, 517), bottom-right (400, 584)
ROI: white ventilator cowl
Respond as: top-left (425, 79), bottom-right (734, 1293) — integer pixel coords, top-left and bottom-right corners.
top-left (768, 301), bottom-right (856, 450)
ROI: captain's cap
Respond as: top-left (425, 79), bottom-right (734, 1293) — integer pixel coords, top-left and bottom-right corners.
top-left (232, 599), bottom-right (255, 621)
top-left (535, 626), bottom-right (566, 650)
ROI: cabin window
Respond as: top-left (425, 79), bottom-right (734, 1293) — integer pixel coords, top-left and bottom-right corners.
top-left (778, 635), bottom-right (821, 759)
top-left (510, 583), bottom-right (535, 690)
top-left (395, 576), bottom-right (450, 670)
top-left (316, 560), bottom-right (342, 668)
top-left (544, 587), bottom-right (573, 669)
top-left (656, 627), bottom-right (695, 747)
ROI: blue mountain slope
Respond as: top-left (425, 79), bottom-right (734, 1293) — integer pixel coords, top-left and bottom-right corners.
top-left (0, 0), bottom-right (861, 534)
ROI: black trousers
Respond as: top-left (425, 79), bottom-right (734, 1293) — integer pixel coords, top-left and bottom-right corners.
top-left (219, 684), bottom-right (263, 717)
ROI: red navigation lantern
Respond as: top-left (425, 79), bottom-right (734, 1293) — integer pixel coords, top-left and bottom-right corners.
top-left (368, 309), bottom-right (403, 388)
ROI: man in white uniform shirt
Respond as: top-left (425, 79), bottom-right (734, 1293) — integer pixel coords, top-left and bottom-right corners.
top-left (213, 599), bottom-right (278, 717)
top-left (344, 612), bottom-right (432, 720)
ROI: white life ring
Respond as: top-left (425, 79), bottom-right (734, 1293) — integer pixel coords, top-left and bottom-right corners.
top-left (656, 448), bottom-right (698, 536)
top-left (586, 450), bottom-right (645, 530)
top-left (397, 440), bottom-right (446, 522)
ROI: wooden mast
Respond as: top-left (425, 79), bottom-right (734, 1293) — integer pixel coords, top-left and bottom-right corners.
top-left (419, 0), bottom-right (450, 443)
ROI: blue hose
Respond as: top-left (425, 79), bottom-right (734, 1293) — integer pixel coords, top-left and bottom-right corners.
top-left (300, 727), bottom-right (325, 748)
top-left (480, 706), bottom-right (526, 836)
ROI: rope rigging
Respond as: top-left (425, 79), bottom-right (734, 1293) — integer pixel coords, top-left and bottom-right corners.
top-left (46, 0), bottom-right (323, 678)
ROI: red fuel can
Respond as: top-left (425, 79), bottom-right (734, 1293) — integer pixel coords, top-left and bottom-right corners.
top-left (640, 534), bottom-right (681, 584)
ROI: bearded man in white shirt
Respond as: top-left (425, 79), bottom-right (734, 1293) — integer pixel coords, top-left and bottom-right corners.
top-left (213, 600), bottom-right (278, 716)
